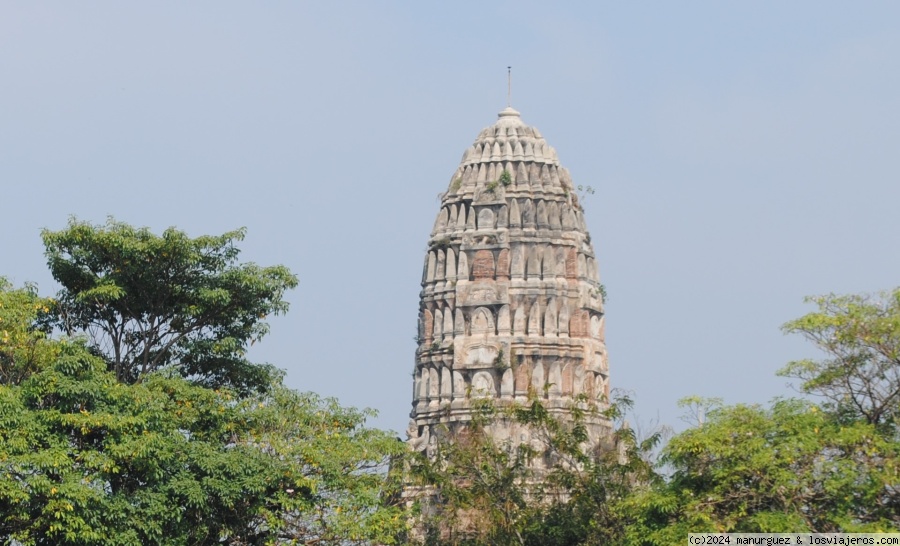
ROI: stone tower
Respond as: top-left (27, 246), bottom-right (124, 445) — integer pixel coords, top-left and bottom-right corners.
top-left (408, 107), bottom-right (610, 457)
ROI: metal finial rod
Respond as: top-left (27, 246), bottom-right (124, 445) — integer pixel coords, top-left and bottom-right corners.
top-left (507, 66), bottom-right (512, 107)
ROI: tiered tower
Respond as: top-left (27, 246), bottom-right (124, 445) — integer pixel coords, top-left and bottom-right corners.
top-left (408, 107), bottom-right (609, 456)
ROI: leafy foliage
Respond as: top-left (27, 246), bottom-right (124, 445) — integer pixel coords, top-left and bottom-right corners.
top-left (0, 226), bottom-right (404, 545)
top-left (0, 279), bottom-right (57, 386)
top-left (0, 334), bottom-right (405, 545)
top-left (42, 218), bottom-right (298, 393)
top-left (780, 289), bottom-right (900, 427)
top-left (407, 392), bottom-right (662, 546)
top-left (623, 399), bottom-right (899, 544)
top-left (621, 289), bottom-right (900, 542)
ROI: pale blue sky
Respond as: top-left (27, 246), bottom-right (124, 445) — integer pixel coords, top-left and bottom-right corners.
top-left (2, 2), bottom-right (899, 434)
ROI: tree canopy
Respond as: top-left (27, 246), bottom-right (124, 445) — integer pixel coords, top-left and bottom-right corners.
top-left (0, 279), bottom-right (56, 386)
top-left (1, 221), bottom-right (406, 546)
top-left (780, 289), bottom-right (900, 428)
top-left (0, 335), bottom-right (406, 544)
top-left (622, 399), bottom-right (899, 543)
top-left (43, 218), bottom-right (297, 393)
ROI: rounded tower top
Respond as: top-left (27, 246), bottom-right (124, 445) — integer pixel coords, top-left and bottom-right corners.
top-left (446, 107), bottom-right (570, 201)
top-left (496, 106), bottom-right (524, 126)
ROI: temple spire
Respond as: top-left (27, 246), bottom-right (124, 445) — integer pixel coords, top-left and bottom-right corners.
top-left (507, 66), bottom-right (512, 107)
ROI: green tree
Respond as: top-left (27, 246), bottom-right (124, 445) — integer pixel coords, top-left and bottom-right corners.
top-left (622, 289), bottom-right (900, 542)
top-left (42, 218), bottom-right (297, 393)
top-left (780, 289), bottom-right (900, 428)
top-left (0, 281), bottom-right (406, 545)
top-left (1, 221), bottom-right (407, 545)
top-left (407, 392), bottom-right (661, 546)
top-left (622, 399), bottom-right (899, 543)
top-left (0, 278), bottom-right (57, 386)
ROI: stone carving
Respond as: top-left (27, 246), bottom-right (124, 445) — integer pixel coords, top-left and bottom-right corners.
top-left (464, 343), bottom-right (500, 370)
top-left (442, 308), bottom-right (453, 338)
top-left (509, 199), bottom-right (521, 227)
top-left (532, 361), bottom-right (545, 392)
top-left (522, 199), bottom-right (535, 228)
top-left (433, 309), bottom-right (443, 340)
top-left (435, 250), bottom-right (446, 281)
top-left (515, 362), bottom-right (530, 394)
top-left (446, 248), bottom-right (456, 281)
top-left (544, 300), bottom-right (558, 337)
top-left (550, 165), bottom-right (561, 187)
top-left (516, 161), bottom-right (529, 185)
top-left (555, 247), bottom-right (566, 278)
top-left (500, 368), bottom-right (514, 398)
top-left (454, 309), bottom-right (465, 335)
top-left (457, 204), bottom-right (467, 229)
top-left (590, 314), bottom-right (602, 340)
top-left (466, 285), bottom-right (498, 304)
top-left (536, 200), bottom-right (549, 228)
top-left (433, 208), bottom-right (446, 234)
top-left (569, 310), bottom-right (589, 338)
top-left (528, 302), bottom-right (541, 337)
top-left (470, 307), bottom-right (494, 335)
top-left (466, 208), bottom-right (476, 231)
top-left (472, 371), bottom-right (495, 397)
top-left (457, 251), bottom-right (469, 280)
top-left (542, 247), bottom-right (555, 278)
top-left (565, 248), bottom-right (577, 279)
top-left (526, 247), bottom-right (541, 280)
top-left (477, 208), bottom-right (495, 230)
top-left (496, 249), bottom-right (510, 280)
top-left (549, 201), bottom-right (561, 230)
top-left (426, 252), bottom-right (436, 283)
top-left (423, 310), bottom-right (434, 343)
top-left (441, 367), bottom-right (452, 399)
top-left (529, 164), bottom-right (541, 189)
top-left (428, 367), bottom-right (439, 400)
top-left (497, 305), bottom-right (511, 335)
top-left (548, 360), bottom-right (561, 396)
top-left (511, 245), bottom-right (524, 279)
top-left (561, 362), bottom-right (574, 395)
top-left (453, 371), bottom-right (466, 398)
top-left (407, 419), bottom-right (430, 452)
top-left (497, 205), bottom-right (509, 228)
top-left (472, 250), bottom-right (495, 280)
top-left (561, 204), bottom-right (574, 229)
top-left (558, 304), bottom-right (570, 337)
top-left (513, 306), bottom-right (526, 336)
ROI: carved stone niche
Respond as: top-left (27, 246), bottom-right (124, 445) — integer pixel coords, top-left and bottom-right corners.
top-left (472, 249), bottom-right (495, 280)
top-left (460, 283), bottom-right (501, 307)
top-left (476, 207), bottom-right (496, 230)
top-left (471, 370), bottom-right (496, 398)
top-left (458, 341), bottom-right (503, 370)
top-left (474, 186), bottom-right (505, 204)
top-left (470, 307), bottom-right (494, 335)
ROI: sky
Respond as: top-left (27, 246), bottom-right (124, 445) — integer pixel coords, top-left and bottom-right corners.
top-left (2, 2), bottom-right (899, 435)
